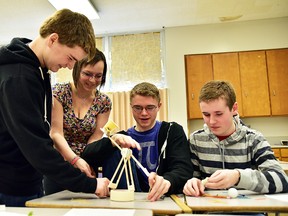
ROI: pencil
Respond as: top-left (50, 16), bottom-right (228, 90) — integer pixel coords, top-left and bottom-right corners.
top-left (183, 194), bottom-right (187, 205)
top-left (202, 193), bottom-right (228, 199)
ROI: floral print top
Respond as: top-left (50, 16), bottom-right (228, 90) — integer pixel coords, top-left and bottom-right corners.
top-left (53, 82), bottom-right (112, 155)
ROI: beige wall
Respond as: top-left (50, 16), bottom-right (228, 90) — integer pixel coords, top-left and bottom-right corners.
top-left (164, 17), bottom-right (288, 141)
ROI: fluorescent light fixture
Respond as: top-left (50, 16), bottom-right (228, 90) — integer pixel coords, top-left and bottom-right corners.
top-left (48, 0), bottom-right (99, 20)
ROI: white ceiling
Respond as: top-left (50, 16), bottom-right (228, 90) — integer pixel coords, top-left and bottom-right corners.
top-left (1, 0), bottom-right (288, 44)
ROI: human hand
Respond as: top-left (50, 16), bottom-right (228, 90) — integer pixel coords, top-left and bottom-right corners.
top-left (74, 158), bottom-right (95, 178)
top-left (95, 177), bottom-right (110, 198)
top-left (147, 172), bottom-right (171, 201)
top-left (205, 169), bottom-right (240, 189)
top-left (111, 134), bottom-right (141, 150)
top-left (183, 177), bottom-right (205, 197)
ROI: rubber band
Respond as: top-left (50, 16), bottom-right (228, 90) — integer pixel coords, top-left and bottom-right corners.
top-left (70, 156), bottom-right (80, 165)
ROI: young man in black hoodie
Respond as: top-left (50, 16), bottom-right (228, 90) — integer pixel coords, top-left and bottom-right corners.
top-left (82, 82), bottom-right (194, 201)
top-left (0, 9), bottom-right (110, 207)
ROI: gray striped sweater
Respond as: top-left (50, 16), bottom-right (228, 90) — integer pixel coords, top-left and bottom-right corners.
top-left (189, 115), bottom-right (288, 194)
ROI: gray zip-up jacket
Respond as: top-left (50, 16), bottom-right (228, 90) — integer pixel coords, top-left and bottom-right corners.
top-left (189, 115), bottom-right (288, 193)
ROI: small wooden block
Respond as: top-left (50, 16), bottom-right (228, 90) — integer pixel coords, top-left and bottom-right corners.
top-left (110, 189), bottom-right (134, 201)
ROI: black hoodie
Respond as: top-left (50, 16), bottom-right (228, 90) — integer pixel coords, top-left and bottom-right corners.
top-left (0, 38), bottom-right (96, 196)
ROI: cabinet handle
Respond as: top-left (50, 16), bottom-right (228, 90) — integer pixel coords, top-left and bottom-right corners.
top-left (192, 93), bottom-right (194, 100)
top-left (273, 90), bottom-right (276, 96)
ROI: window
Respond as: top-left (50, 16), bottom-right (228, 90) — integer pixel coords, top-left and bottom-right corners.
top-left (104, 31), bottom-right (165, 91)
top-left (52, 31), bottom-right (166, 92)
top-left (51, 32), bottom-right (168, 128)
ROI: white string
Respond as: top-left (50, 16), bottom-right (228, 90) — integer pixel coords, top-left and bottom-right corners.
top-left (156, 122), bottom-right (172, 172)
top-left (39, 67), bottom-right (50, 129)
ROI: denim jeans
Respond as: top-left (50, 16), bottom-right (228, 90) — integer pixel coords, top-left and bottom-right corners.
top-left (0, 190), bottom-right (43, 207)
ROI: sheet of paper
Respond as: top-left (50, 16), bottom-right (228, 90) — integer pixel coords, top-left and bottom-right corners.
top-left (64, 208), bottom-right (136, 216)
top-left (0, 213), bottom-right (26, 216)
top-left (265, 194), bottom-right (288, 202)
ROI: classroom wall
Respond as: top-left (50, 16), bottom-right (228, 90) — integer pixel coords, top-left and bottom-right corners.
top-left (164, 17), bottom-right (288, 141)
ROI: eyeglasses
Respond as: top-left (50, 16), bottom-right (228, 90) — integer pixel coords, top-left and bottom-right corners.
top-left (131, 105), bottom-right (158, 114)
top-left (81, 71), bottom-right (103, 81)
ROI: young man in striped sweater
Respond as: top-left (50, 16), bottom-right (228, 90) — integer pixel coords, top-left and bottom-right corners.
top-left (183, 80), bottom-right (288, 197)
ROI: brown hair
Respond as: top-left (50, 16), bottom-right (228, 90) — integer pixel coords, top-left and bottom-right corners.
top-left (39, 9), bottom-right (96, 59)
top-left (73, 48), bottom-right (107, 89)
top-left (130, 82), bottom-right (161, 103)
top-left (199, 80), bottom-right (236, 110)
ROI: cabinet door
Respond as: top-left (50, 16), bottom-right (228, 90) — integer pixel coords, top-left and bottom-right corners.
top-left (280, 149), bottom-right (288, 162)
top-left (185, 54), bottom-right (213, 119)
top-left (239, 51), bottom-right (271, 117)
top-left (212, 52), bottom-right (243, 116)
top-left (272, 148), bottom-right (281, 160)
top-left (266, 49), bottom-right (288, 115)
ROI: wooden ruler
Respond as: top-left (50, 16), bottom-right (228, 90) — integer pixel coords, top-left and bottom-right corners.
top-left (170, 194), bottom-right (192, 213)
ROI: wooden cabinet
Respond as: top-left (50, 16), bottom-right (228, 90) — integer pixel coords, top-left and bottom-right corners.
top-left (272, 147), bottom-right (288, 162)
top-left (266, 49), bottom-right (288, 115)
top-left (185, 53), bottom-right (244, 119)
top-left (238, 51), bottom-right (271, 117)
top-left (273, 148), bottom-right (281, 159)
top-left (213, 52), bottom-right (243, 116)
top-left (185, 48), bottom-right (288, 119)
top-left (185, 54), bottom-right (213, 119)
top-left (282, 149), bottom-right (288, 161)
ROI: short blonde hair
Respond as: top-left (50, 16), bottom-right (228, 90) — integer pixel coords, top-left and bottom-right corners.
top-left (130, 82), bottom-right (161, 103)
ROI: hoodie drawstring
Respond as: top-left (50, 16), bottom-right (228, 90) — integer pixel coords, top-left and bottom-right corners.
top-left (39, 67), bottom-right (50, 129)
top-left (156, 123), bottom-right (172, 172)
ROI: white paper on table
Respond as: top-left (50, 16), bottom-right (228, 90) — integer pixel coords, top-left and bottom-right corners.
top-left (0, 213), bottom-right (26, 216)
top-left (265, 194), bottom-right (288, 202)
top-left (64, 208), bottom-right (136, 216)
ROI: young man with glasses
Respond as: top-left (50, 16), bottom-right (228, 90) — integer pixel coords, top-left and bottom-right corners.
top-left (82, 82), bottom-right (194, 201)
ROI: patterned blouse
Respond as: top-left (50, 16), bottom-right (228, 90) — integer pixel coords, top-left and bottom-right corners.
top-left (53, 82), bottom-right (112, 155)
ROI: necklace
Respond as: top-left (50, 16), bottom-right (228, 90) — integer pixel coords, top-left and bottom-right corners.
top-left (80, 97), bottom-right (88, 105)
top-left (76, 94), bottom-right (90, 118)
top-left (75, 89), bottom-right (92, 103)
top-left (77, 93), bottom-right (91, 106)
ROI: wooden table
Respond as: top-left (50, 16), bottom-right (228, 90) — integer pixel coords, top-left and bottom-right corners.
top-left (175, 190), bottom-right (288, 214)
top-left (25, 190), bottom-right (182, 215)
top-left (1, 207), bottom-right (153, 216)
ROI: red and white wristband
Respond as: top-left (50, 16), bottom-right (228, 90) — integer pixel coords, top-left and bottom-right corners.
top-left (70, 156), bottom-right (80, 166)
